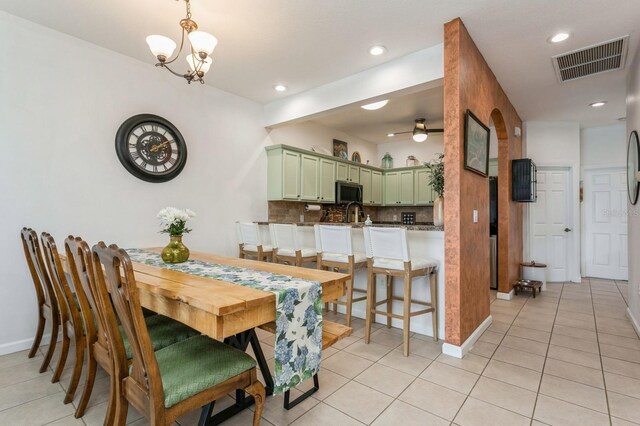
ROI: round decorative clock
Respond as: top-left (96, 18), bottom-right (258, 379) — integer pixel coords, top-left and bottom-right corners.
top-left (627, 130), bottom-right (639, 205)
top-left (115, 114), bottom-right (187, 183)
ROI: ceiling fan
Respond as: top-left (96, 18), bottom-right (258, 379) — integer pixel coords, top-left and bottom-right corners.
top-left (388, 118), bottom-right (444, 142)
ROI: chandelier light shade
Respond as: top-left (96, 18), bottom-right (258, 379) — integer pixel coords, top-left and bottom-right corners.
top-left (412, 118), bottom-right (428, 142)
top-left (146, 0), bottom-right (217, 84)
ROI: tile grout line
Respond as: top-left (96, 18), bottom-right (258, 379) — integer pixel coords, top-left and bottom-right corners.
top-left (447, 288), bottom-right (533, 423)
top-left (529, 280), bottom-right (564, 426)
top-left (588, 278), bottom-right (614, 426)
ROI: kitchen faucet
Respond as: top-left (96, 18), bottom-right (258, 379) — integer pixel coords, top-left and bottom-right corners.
top-left (344, 201), bottom-right (364, 223)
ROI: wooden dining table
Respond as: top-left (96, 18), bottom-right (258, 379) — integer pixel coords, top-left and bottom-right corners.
top-left (65, 248), bottom-right (350, 424)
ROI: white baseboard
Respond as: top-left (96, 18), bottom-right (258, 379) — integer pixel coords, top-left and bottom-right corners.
top-left (628, 308), bottom-right (640, 338)
top-left (441, 315), bottom-right (493, 359)
top-left (497, 289), bottom-right (514, 300)
top-left (0, 334), bottom-right (51, 356)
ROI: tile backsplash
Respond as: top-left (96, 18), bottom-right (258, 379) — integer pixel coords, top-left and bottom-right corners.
top-left (268, 201), bottom-right (433, 223)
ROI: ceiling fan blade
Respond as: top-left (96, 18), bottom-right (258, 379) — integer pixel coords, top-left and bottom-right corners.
top-left (425, 128), bottom-right (444, 133)
top-left (391, 130), bottom-right (413, 135)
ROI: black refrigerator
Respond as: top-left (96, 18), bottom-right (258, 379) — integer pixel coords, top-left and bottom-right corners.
top-left (489, 177), bottom-right (498, 290)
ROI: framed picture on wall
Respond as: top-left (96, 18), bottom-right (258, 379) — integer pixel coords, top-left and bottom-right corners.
top-left (333, 139), bottom-right (349, 160)
top-left (464, 110), bottom-right (490, 176)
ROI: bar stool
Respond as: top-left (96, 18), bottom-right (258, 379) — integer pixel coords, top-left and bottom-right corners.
top-left (269, 223), bottom-right (316, 266)
top-left (363, 226), bottom-right (438, 356)
top-left (314, 225), bottom-right (367, 326)
top-left (236, 222), bottom-right (273, 262)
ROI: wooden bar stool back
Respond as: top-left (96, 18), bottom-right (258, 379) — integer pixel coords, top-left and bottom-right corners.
top-left (236, 222), bottom-right (273, 261)
top-left (363, 227), bottom-right (438, 356)
top-left (92, 242), bottom-right (265, 426)
top-left (40, 233), bottom-right (86, 402)
top-left (269, 223), bottom-right (317, 266)
top-left (314, 225), bottom-right (367, 326)
top-left (20, 228), bottom-right (60, 374)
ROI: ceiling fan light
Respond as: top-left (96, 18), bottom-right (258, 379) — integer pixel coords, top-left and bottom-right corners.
top-left (146, 35), bottom-right (177, 60)
top-left (188, 31), bottom-right (218, 56)
top-left (186, 54), bottom-right (213, 73)
top-left (413, 132), bottom-right (428, 143)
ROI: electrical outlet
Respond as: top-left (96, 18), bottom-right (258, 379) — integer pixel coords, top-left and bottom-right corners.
top-left (392, 214), bottom-right (398, 221)
top-left (299, 214), bottom-right (304, 223)
top-left (473, 210), bottom-right (478, 223)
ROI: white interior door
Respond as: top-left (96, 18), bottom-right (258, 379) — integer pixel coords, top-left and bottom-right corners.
top-left (530, 169), bottom-right (572, 282)
top-left (584, 168), bottom-right (628, 280)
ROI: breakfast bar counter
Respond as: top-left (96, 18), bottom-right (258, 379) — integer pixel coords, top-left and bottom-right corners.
top-left (256, 222), bottom-right (445, 339)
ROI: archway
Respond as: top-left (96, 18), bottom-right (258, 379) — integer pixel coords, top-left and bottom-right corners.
top-left (489, 109), bottom-right (512, 294)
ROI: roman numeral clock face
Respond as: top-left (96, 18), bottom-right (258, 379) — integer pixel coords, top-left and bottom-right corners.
top-left (115, 114), bottom-right (187, 182)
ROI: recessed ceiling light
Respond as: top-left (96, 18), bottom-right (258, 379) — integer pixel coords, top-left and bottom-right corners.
top-left (361, 100), bottom-right (388, 110)
top-left (273, 84), bottom-right (287, 92)
top-left (550, 32), bottom-right (570, 43)
top-left (387, 133), bottom-right (395, 137)
top-left (590, 101), bottom-right (607, 107)
top-left (369, 45), bottom-right (387, 56)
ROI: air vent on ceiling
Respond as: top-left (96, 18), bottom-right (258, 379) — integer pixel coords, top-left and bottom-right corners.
top-left (552, 36), bottom-right (629, 83)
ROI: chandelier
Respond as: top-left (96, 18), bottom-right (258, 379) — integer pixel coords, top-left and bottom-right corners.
top-left (146, 0), bottom-right (218, 84)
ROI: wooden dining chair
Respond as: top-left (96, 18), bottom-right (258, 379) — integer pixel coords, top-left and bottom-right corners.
top-left (20, 228), bottom-right (60, 374)
top-left (40, 232), bottom-right (86, 400)
top-left (64, 236), bottom-right (201, 421)
top-left (92, 242), bottom-right (265, 426)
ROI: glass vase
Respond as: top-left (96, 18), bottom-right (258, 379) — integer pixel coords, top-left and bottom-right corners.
top-left (161, 234), bottom-right (190, 263)
top-left (433, 196), bottom-right (444, 227)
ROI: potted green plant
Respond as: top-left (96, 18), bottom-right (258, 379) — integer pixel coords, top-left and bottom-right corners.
top-left (425, 153), bottom-right (444, 226)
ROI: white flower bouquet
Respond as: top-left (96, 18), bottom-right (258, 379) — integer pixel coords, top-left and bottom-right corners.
top-left (157, 207), bottom-right (196, 236)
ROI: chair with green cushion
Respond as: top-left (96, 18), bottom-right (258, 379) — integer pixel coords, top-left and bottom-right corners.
top-left (92, 242), bottom-right (265, 426)
top-left (64, 236), bottom-right (200, 422)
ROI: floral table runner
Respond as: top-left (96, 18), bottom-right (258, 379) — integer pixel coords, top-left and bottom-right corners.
top-left (126, 249), bottom-right (322, 394)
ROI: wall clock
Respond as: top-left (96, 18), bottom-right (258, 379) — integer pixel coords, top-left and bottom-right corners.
top-left (115, 114), bottom-right (187, 183)
top-left (627, 130), bottom-right (639, 205)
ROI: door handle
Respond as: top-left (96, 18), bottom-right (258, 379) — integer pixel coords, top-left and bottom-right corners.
top-left (564, 228), bottom-right (572, 232)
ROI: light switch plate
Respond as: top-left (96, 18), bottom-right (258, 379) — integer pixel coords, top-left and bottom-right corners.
top-left (473, 210), bottom-right (478, 223)
top-left (299, 214), bottom-right (305, 222)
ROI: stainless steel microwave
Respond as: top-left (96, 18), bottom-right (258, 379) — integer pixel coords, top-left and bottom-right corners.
top-left (336, 181), bottom-right (363, 204)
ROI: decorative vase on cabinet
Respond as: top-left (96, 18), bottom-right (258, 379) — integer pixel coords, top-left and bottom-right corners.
top-left (433, 196), bottom-right (444, 226)
top-left (382, 152), bottom-right (393, 169)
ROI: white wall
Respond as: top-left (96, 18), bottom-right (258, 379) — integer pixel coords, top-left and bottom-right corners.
top-left (524, 121), bottom-right (581, 282)
top-left (267, 121), bottom-right (378, 165)
top-left (626, 48), bottom-right (640, 334)
top-left (581, 124), bottom-right (627, 167)
top-left (376, 134), bottom-right (444, 168)
top-left (0, 12), bottom-right (269, 354)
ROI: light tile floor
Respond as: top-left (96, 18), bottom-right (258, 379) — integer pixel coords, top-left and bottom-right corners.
top-left (1, 278), bottom-right (639, 425)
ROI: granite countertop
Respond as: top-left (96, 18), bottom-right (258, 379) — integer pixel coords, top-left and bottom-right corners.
top-left (256, 221), bottom-right (444, 231)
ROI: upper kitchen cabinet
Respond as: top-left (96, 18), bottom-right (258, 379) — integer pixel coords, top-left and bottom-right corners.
top-left (384, 170), bottom-right (415, 205)
top-left (337, 163), bottom-right (360, 183)
top-left (268, 148), bottom-right (301, 200)
top-left (414, 168), bottom-right (435, 205)
top-left (360, 168), bottom-right (382, 205)
top-left (267, 146), bottom-right (336, 203)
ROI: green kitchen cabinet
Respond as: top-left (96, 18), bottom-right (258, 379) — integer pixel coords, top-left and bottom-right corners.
top-left (267, 148), bottom-right (301, 200)
top-left (414, 169), bottom-right (435, 205)
top-left (371, 171), bottom-right (382, 205)
top-left (300, 154), bottom-right (320, 201)
top-left (361, 168), bottom-right (382, 205)
top-left (384, 170), bottom-right (415, 205)
top-left (336, 163), bottom-right (349, 182)
top-left (348, 165), bottom-right (360, 183)
top-left (319, 158), bottom-right (336, 202)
